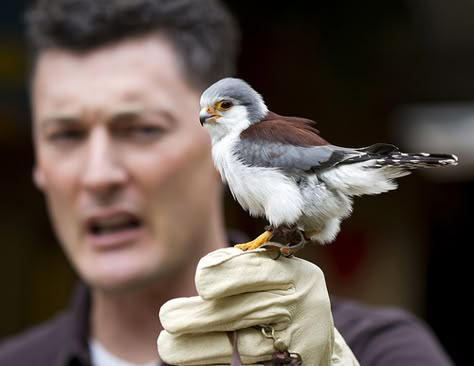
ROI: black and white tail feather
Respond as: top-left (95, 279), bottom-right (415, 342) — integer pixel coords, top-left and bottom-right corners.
top-left (319, 144), bottom-right (458, 201)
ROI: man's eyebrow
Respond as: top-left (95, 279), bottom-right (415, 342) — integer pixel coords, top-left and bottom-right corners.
top-left (106, 103), bottom-right (147, 123)
top-left (108, 110), bottom-right (143, 123)
top-left (107, 105), bottom-right (175, 126)
top-left (40, 114), bottom-right (82, 129)
top-left (40, 105), bottom-right (146, 127)
top-left (39, 104), bottom-right (172, 129)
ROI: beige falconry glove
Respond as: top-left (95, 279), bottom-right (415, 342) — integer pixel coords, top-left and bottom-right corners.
top-left (158, 247), bottom-right (359, 366)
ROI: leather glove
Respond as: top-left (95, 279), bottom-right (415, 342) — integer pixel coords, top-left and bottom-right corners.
top-left (157, 247), bottom-right (359, 365)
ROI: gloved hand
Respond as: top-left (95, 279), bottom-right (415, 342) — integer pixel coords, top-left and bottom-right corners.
top-left (157, 247), bottom-right (359, 366)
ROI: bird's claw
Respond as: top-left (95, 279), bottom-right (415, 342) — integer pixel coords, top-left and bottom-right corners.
top-left (234, 230), bottom-right (273, 251)
top-left (261, 239), bottom-right (307, 258)
top-left (234, 227), bottom-right (308, 258)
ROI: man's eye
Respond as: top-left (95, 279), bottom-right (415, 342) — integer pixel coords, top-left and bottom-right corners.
top-left (117, 125), bottom-right (164, 140)
top-left (132, 125), bottom-right (162, 135)
top-left (48, 129), bottom-right (85, 142)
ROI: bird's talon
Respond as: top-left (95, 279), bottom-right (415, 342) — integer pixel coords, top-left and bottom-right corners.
top-left (234, 243), bottom-right (259, 251)
top-left (234, 230), bottom-right (273, 251)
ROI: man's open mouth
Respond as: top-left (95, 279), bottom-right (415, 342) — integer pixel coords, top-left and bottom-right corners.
top-left (88, 213), bottom-right (142, 236)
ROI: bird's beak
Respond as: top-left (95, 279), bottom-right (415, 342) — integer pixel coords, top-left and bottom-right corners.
top-left (200, 107), bottom-right (220, 126)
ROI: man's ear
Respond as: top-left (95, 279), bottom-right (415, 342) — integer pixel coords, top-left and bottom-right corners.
top-left (33, 165), bottom-right (46, 191)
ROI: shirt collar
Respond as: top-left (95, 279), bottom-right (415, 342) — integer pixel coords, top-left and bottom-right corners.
top-left (54, 282), bottom-right (92, 366)
top-left (52, 282), bottom-right (173, 366)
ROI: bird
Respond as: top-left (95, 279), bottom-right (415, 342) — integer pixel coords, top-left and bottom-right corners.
top-left (199, 77), bottom-right (459, 255)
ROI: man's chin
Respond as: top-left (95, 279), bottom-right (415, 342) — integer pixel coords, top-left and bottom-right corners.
top-left (86, 269), bottom-right (162, 294)
top-left (76, 246), bottom-right (196, 293)
top-left (79, 258), bottom-right (166, 294)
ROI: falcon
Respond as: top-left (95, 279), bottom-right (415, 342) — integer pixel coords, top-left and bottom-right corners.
top-left (199, 77), bottom-right (458, 255)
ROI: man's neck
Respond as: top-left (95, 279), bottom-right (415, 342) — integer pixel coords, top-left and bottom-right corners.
top-left (90, 254), bottom-right (204, 364)
top-left (89, 216), bottom-right (228, 364)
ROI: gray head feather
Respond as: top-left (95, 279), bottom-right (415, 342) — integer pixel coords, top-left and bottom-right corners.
top-left (201, 77), bottom-right (268, 123)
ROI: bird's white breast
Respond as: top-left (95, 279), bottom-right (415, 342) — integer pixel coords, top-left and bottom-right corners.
top-left (211, 133), bottom-right (304, 226)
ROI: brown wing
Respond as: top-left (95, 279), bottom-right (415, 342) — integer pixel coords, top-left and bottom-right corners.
top-left (239, 111), bottom-right (330, 147)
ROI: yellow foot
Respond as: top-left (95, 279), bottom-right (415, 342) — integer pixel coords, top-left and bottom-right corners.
top-left (234, 230), bottom-right (273, 251)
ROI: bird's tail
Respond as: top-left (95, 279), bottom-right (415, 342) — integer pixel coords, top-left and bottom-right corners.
top-left (326, 147), bottom-right (458, 197)
top-left (322, 144), bottom-right (458, 197)
top-left (372, 151), bottom-right (458, 169)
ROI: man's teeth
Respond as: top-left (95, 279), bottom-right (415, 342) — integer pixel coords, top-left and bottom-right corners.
top-left (97, 216), bottom-right (130, 227)
top-left (91, 216), bottom-right (138, 234)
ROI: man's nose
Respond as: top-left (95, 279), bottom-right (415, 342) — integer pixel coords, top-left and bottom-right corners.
top-left (81, 129), bottom-right (128, 194)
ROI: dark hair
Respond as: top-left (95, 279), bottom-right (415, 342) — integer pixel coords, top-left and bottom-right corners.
top-left (24, 0), bottom-right (240, 90)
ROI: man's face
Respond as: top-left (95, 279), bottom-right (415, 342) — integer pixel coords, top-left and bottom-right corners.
top-left (32, 35), bottom-right (223, 291)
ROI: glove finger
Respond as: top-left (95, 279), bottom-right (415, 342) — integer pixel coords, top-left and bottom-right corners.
top-left (157, 327), bottom-right (275, 366)
top-left (196, 247), bottom-right (321, 300)
top-left (331, 328), bottom-right (360, 365)
top-left (160, 290), bottom-right (292, 334)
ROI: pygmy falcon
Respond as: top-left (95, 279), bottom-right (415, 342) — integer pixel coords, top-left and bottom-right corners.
top-left (199, 77), bottom-right (458, 255)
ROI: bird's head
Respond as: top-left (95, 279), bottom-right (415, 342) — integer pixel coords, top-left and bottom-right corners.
top-left (199, 78), bottom-right (268, 140)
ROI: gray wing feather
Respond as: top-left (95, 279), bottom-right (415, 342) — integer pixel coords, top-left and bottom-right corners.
top-left (234, 139), bottom-right (366, 171)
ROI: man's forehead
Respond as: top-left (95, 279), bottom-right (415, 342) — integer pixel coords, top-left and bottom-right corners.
top-left (35, 48), bottom-right (146, 88)
top-left (32, 36), bottom-right (200, 125)
top-left (33, 37), bottom-right (190, 100)
top-left (33, 51), bottom-right (159, 115)
top-left (33, 78), bottom-right (150, 119)
top-left (35, 34), bottom-right (178, 74)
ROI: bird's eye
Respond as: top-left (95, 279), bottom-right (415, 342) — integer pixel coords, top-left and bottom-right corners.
top-left (216, 100), bottom-right (233, 111)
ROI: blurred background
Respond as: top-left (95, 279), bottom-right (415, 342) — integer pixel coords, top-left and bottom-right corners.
top-left (1, 0), bottom-right (472, 364)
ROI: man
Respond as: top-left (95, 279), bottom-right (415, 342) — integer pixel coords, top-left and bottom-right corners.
top-left (0, 0), bottom-right (453, 365)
